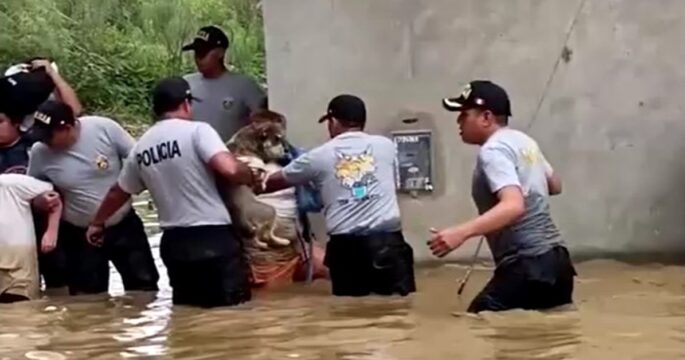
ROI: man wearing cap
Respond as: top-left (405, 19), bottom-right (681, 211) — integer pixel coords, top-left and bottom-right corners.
top-left (27, 100), bottom-right (159, 296)
top-left (257, 94), bottom-right (416, 297)
top-left (87, 77), bottom-right (255, 307)
top-left (182, 25), bottom-right (266, 142)
top-left (1, 59), bottom-right (82, 175)
top-left (428, 80), bottom-right (576, 312)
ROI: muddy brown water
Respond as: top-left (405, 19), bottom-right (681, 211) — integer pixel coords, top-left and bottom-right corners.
top-left (1, 197), bottom-right (684, 359)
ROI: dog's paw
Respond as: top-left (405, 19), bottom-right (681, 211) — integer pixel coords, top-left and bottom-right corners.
top-left (269, 236), bottom-right (291, 247)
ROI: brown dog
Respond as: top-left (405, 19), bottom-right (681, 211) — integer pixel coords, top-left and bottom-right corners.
top-left (219, 120), bottom-right (290, 249)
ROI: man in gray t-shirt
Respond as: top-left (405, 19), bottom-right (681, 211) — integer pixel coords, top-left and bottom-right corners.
top-left (260, 94), bottom-right (416, 297)
top-left (182, 25), bottom-right (266, 142)
top-left (87, 77), bottom-right (255, 308)
top-left (429, 80), bottom-right (576, 313)
top-left (27, 100), bottom-right (159, 295)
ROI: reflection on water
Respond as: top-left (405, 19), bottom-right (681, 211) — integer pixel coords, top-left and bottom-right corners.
top-left (1, 195), bottom-right (684, 359)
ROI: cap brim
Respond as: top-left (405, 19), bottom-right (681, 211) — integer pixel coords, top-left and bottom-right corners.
top-left (181, 39), bottom-right (212, 52)
top-left (29, 124), bottom-right (52, 143)
top-left (442, 97), bottom-right (466, 112)
top-left (318, 114), bottom-right (330, 123)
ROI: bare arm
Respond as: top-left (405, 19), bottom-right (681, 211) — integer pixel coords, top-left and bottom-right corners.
top-left (32, 59), bottom-right (83, 116)
top-left (208, 151), bottom-right (253, 186)
top-left (429, 186), bottom-right (525, 257)
top-left (547, 172), bottom-right (562, 196)
top-left (260, 171), bottom-right (293, 194)
top-left (40, 194), bottom-right (63, 253)
top-left (462, 186), bottom-right (525, 238)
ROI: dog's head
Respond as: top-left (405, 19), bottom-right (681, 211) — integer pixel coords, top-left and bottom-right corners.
top-left (228, 121), bottom-right (286, 163)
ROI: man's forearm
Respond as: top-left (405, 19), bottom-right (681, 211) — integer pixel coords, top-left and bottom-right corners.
top-left (49, 70), bottom-right (83, 116)
top-left (262, 171), bottom-right (294, 194)
top-left (45, 197), bottom-right (62, 234)
top-left (91, 184), bottom-right (131, 226)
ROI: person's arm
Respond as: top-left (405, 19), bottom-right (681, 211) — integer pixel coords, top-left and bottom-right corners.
top-left (31, 59), bottom-right (83, 116)
top-left (544, 159), bottom-right (562, 195)
top-left (194, 123), bottom-right (252, 185)
top-left (40, 192), bottom-right (62, 254)
top-left (260, 149), bottom-right (319, 194)
top-left (429, 147), bottom-right (525, 257)
top-left (27, 144), bottom-right (60, 211)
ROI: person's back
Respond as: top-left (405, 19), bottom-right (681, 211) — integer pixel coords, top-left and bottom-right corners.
top-left (127, 119), bottom-right (231, 228)
top-left (262, 94), bottom-right (415, 297)
top-left (473, 128), bottom-right (563, 266)
top-left (304, 131), bottom-right (401, 235)
top-left (92, 77), bottom-right (254, 308)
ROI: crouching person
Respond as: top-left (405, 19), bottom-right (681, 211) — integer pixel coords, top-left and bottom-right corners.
top-left (0, 174), bottom-right (61, 303)
top-left (88, 77), bottom-right (255, 308)
top-left (258, 95), bottom-right (416, 297)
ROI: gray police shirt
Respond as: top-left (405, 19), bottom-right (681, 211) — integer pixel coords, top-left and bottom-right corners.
top-left (183, 72), bottom-right (265, 142)
top-left (472, 128), bottom-right (564, 266)
top-left (282, 131), bottom-right (402, 235)
top-left (28, 116), bottom-right (134, 227)
top-left (117, 119), bottom-right (232, 229)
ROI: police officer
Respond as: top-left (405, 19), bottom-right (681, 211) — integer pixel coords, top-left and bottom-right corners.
top-left (87, 77), bottom-right (254, 308)
top-left (182, 25), bottom-right (266, 142)
top-left (429, 80), bottom-right (576, 312)
top-left (27, 100), bottom-right (159, 295)
top-left (259, 94), bottom-right (416, 297)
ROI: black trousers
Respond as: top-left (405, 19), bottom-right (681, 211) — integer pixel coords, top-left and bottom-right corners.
top-left (325, 231), bottom-right (416, 297)
top-left (468, 246), bottom-right (576, 313)
top-left (160, 224), bottom-right (251, 308)
top-left (40, 211), bottom-right (159, 295)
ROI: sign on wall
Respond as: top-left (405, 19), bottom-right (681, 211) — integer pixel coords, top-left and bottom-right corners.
top-left (391, 130), bottom-right (434, 193)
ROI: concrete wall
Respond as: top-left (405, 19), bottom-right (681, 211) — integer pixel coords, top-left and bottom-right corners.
top-left (262, 0), bottom-right (685, 262)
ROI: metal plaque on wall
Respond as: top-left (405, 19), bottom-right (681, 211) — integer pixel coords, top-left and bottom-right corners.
top-left (391, 130), bottom-right (434, 192)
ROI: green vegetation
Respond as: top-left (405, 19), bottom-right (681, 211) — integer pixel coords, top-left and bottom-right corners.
top-left (0, 0), bottom-right (265, 131)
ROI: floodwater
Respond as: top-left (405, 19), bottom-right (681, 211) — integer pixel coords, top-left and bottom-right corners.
top-left (1, 197), bottom-right (684, 359)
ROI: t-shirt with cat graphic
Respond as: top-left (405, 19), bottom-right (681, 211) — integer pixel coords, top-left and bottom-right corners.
top-left (282, 131), bottom-right (401, 235)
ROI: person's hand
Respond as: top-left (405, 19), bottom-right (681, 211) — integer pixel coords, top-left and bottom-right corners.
top-left (428, 224), bottom-right (473, 258)
top-left (86, 223), bottom-right (105, 247)
top-left (251, 169), bottom-right (267, 194)
top-left (30, 59), bottom-right (55, 74)
top-left (33, 191), bottom-right (60, 212)
top-left (40, 230), bottom-right (58, 254)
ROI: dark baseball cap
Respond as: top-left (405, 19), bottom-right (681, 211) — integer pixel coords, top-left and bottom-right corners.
top-left (442, 80), bottom-right (512, 116)
top-left (152, 77), bottom-right (201, 116)
top-left (318, 94), bottom-right (367, 125)
top-left (181, 26), bottom-right (230, 52)
top-left (32, 100), bottom-right (76, 142)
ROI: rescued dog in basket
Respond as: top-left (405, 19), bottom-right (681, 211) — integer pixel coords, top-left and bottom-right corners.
top-left (219, 120), bottom-right (290, 249)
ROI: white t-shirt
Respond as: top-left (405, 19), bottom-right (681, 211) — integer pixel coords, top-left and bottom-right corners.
top-left (256, 163), bottom-right (297, 219)
top-left (0, 174), bottom-right (53, 265)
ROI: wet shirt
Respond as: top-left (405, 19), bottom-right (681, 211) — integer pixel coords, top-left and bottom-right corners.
top-left (0, 136), bottom-right (34, 174)
top-left (117, 119), bottom-right (232, 229)
top-left (28, 116), bottom-right (134, 227)
top-left (471, 128), bottom-right (564, 266)
top-left (0, 174), bottom-right (52, 251)
top-left (183, 72), bottom-right (265, 142)
top-left (282, 131), bottom-right (401, 235)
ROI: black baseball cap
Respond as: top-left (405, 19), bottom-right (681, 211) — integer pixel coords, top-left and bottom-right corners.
top-left (318, 94), bottom-right (367, 125)
top-left (181, 26), bottom-right (230, 52)
top-left (32, 100), bottom-right (76, 142)
top-left (152, 77), bottom-right (201, 116)
top-left (442, 80), bottom-right (512, 116)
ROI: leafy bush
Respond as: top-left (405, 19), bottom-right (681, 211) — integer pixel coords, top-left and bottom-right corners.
top-left (0, 0), bottom-right (264, 131)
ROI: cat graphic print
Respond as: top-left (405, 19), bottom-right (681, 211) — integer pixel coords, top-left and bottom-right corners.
top-left (334, 146), bottom-right (378, 200)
